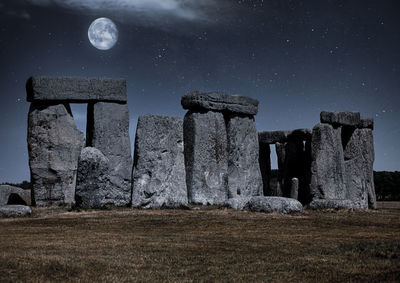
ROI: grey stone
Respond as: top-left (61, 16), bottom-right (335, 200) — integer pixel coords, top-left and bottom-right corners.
top-left (258, 129), bottom-right (311, 144)
top-left (228, 196), bottom-right (303, 214)
top-left (0, 185), bottom-right (31, 206)
top-left (358, 116), bottom-right (374, 130)
top-left (259, 142), bottom-right (271, 196)
top-left (308, 199), bottom-right (354, 211)
top-left (26, 76), bottom-right (126, 103)
top-left (320, 111), bottom-right (361, 126)
top-left (290, 178), bottom-right (299, 200)
top-left (310, 123), bottom-right (346, 200)
top-left (0, 205), bottom-right (32, 217)
top-left (76, 147), bottom-right (120, 208)
top-left (227, 115), bottom-right (263, 198)
top-left (86, 102), bottom-right (132, 206)
top-left (344, 128), bottom-right (376, 209)
top-left (28, 103), bottom-right (84, 206)
top-left (184, 111), bottom-right (228, 205)
top-left (181, 91), bottom-right (259, 115)
top-left (132, 115), bottom-right (187, 208)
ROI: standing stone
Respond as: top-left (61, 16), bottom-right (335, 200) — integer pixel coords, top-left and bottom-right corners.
top-left (184, 111), bottom-right (228, 205)
top-left (132, 115), bottom-right (187, 208)
top-left (310, 123), bottom-right (346, 200)
top-left (344, 128), bottom-right (376, 209)
top-left (28, 103), bottom-right (84, 206)
top-left (290, 178), bottom-right (299, 200)
top-left (75, 147), bottom-right (113, 208)
top-left (86, 102), bottom-right (132, 206)
top-left (227, 115), bottom-right (263, 198)
top-left (259, 141), bottom-right (271, 196)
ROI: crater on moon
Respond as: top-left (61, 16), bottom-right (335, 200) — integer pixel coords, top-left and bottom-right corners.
top-left (88, 17), bottom-right (118, 50)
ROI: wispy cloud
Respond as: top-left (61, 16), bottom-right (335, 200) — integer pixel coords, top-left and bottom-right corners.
top-left (24, 0), bottom-right (230, 27)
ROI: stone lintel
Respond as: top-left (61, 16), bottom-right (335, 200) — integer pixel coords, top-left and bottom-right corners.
top-left (320, 111), bottom-right (361, 127)
top-left (181, 91), bottom-right (259, 115)
top-left (258, 128), bottom-right (312, 144)
top-left (26, 76), bottom-right (127, 103)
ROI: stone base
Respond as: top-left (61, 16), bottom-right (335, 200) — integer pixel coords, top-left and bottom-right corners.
top-left (228, 196), bottom-right (303, 213)
top-left (0, 205), bottom-right (32, 217)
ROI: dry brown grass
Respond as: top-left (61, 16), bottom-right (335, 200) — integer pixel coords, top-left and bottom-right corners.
top-left (1, 207), bottom-right (399, 282)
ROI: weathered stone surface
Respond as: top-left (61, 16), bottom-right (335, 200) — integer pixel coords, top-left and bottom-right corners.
top-left (310, 123), bottom-right (346, 200)
top-left (358, 116), bottom-right (374, 130)
top-left (86, 102), bottom-right (132, 206)
top-left (227, 115), bottom-right (263, 198)
top-left (184, 111), bottom-right (228, 205)
top-left (132, 115), bottom-right (187, 208)
top-left (0, 205), bottom-right (32, 217)
top-left (28, 103), bottom-right (84, 206)
top-left (181, 91), bottom-right (259, 115)
top-left (320, 111), bottom-right (361, 126)
top-left (290, 178), bottom-right (299, 200)
top-left (309, 199), bottom-right (354, 211)
top-left (76, 147), bottom-right (119, 208)
top-left (0, 185), bottom-right (31, 206)
top-left (259, 142), bottom-right (271, 196)
top-left (344, 128), bottom-right (376, 209)
top-left (228, 196), bottom-right (303, 213)
top-left (26, 76), bottom-right (127, 103)
top-left (259, 129), bottom-right (311, 144)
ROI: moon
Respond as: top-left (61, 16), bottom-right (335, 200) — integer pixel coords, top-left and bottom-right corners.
top-left (88, 18), bottom-right (118, 50)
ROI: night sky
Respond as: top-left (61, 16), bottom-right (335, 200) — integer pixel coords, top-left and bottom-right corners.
top-left (0, 0), bottom-right (399, 183)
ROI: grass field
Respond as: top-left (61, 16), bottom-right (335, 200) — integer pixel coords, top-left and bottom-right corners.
top-left (1, 207), bottom-right (399, 282)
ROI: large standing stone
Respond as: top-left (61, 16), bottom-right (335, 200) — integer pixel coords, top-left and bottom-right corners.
top-left (132, 115), bottom-right (187, 208)
top-left (344, 128), bottom-right (376, 209)
top-left (184, 111), bottom-right (228, 205)
top-left (86, 102), bottom-right (132, 206)
top-left (259, 141), bottom-right (271, 196)
top-left (310, 123), bottom-right (346, 200)
top-left (28, 103), bottom-right (84, 206)
top-left (76, 147), bottom-right (116, 208)
top-left (181, 91), bottom-right (259, 115)
top-left (26, 76), bottom-right (127, 103)
top-left (227, 115), bottom-right (263, 198)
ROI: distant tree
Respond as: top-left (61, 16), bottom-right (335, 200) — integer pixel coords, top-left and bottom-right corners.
top-left (374, 171), bottom-right (400, 201)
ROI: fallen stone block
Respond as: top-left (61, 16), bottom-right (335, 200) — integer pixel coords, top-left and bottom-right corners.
top-left (181, 91), bottom-right (259, 115)
top-left (0, 205), bottom-right (32, 217)
top-left (0, 185), bottom-right (31, 206)
top-left (26, 76), bottom-right (127, 103)
top-left (132, 115), bottom-right (187, 208)
top-left (228, 196), bottom-right (303, 213)
top-left (308, 199), bottom-right (354, 211)
top-left (320, 111), bottom-right (361, 127)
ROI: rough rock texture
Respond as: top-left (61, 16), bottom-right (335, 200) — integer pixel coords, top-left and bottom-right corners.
top-left (0, 205), bottom-right (32, 217)
top-left (184, 111), bottom-right (228, 205)
top-left (309, 199), bottom-right (354, 211)
top-left (0, 185), bottom-right (31, 206)
top-left (310, 123), bottom-right (346, 200)
top-left (258, 129), bottom-right (311, 144)
top-left (320, 111), bottom-right (361, 126)
top-left (132, 115), bottom-right (187, 208)
top-left (181, 91), bottom-right (259, 115)
top-left (28, 103), bottom-right (84, 206)
top-left (358, 117), bottom-right (374, 130)
top-left (259, 142), bottom-right (271, 196)
top-left (227, 115), bottom-right (263, 198)
top-left (75, 147), bottom-right (118, 208)
top-left (228, 196), bottom-right (303, 213)
top-left (344, 128), bottom-right (376, 209)
top-left (86, 102), bottom-right (132, 206)
top-left (26, 76), bottom-right (127, 103)
top-left (290, 178), bottom-right (299, 200)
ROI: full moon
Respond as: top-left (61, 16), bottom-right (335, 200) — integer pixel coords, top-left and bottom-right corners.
top-left (88, 18), bottom-right (118, 50)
